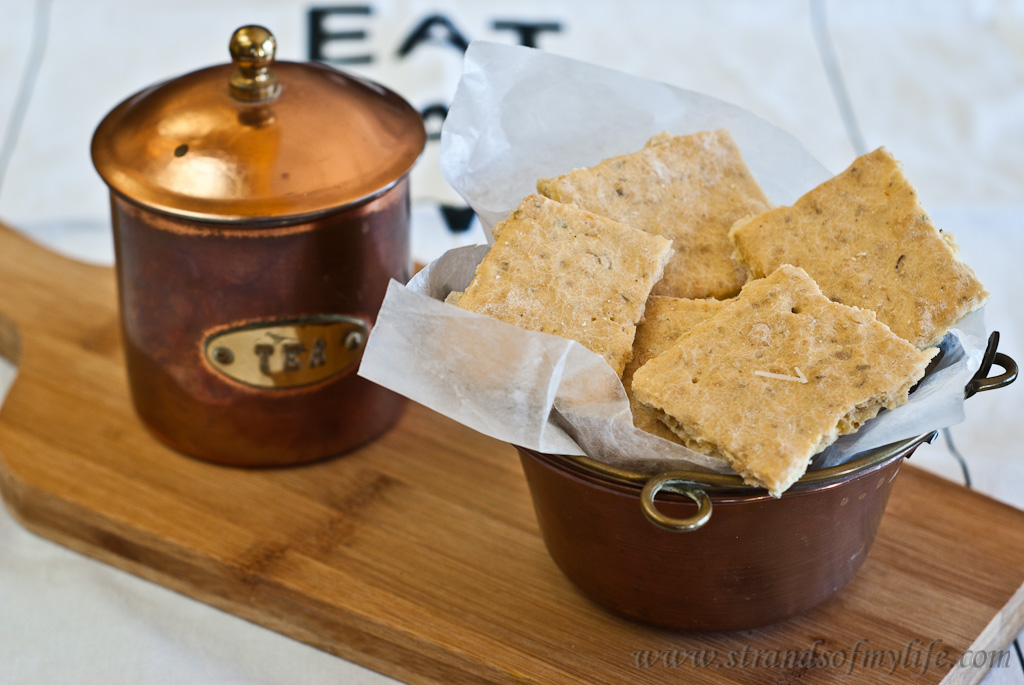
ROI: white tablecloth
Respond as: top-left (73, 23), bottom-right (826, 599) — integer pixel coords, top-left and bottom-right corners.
top-left (1, 1), bottom-right (1022, 682)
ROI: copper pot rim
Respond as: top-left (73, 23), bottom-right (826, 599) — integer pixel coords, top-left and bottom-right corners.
top-left (516, 430), bottom-right (932, 499)
top-left (517, 436), bottom-right (930, 534)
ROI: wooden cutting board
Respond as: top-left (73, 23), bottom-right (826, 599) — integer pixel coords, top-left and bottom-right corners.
top-left (1, 223), bottom-right (1022, 685)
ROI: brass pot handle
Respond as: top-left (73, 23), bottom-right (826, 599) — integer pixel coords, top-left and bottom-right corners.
top-left (965, 332), bottom-right (1017, 398)
top-left (640, 474), bottom-right (713, 532)
top-left (970, 352), bottom-right (1017, 395)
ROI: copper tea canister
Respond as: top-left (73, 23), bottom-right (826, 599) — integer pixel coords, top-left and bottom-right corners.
top-left (91, 26), bottom-right (426, 466)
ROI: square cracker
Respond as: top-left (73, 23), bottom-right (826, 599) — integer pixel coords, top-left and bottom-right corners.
top-left (729, 147), bottom-right (988, 348)
top-left (631, 265), bottom-right (937, 497)
top-left (455, 194), bottom-right (673, 377)
top-left (622, 297), bottom-right (724, 443)
top-left (537, 129), bottom-right (771, 300)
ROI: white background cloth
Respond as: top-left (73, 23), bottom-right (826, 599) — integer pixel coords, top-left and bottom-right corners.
top-left (1, 0), bottom-right (1023, 682)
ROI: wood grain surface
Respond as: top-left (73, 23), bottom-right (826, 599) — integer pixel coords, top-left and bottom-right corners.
top-left (0, 223), bottom-right (1022, 684)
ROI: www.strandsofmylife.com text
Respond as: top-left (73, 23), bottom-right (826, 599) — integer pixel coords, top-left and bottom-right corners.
top-left (632, 639), bottom-right (1013, 677)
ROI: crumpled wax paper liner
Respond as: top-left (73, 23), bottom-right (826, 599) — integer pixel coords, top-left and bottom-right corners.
top-left (358, 41), bottom-right (988, 476)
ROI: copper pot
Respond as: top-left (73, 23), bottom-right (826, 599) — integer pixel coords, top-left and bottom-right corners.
top-left (517, 339), bottom-right (1016, 631)
top-left (91, 26), bottom-right (426, 466)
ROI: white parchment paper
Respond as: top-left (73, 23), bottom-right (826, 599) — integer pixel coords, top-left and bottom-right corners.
top-left (359, 41), bottom-right (989, 476)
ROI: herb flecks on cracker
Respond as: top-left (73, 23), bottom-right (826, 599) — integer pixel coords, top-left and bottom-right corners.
top-left (729, 147), bottom-right (988, 348)
top-left (631, 265), bottom-right (937, 497)
top-left (537, 129), bottom-right (771, 300)
top-left (455, 194), bottom-right (673, 377)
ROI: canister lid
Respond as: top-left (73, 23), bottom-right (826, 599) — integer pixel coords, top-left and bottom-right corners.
top-left (91, 26), bottom-right (426, 222)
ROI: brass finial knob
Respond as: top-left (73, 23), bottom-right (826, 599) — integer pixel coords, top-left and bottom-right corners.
top-left (228, 25), bottom-right (280, 102)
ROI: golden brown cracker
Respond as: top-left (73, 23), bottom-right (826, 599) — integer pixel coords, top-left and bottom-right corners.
top-left (622, 297), bottom-right (724, 442)
top-left (455, 194), bottom-right (673, 376)
top-left (537, 129), bottom-right (771, 299)
top-left (729, 147), bottom-right (988, 348)
top-left (632, 265), bottom-right (937, 496)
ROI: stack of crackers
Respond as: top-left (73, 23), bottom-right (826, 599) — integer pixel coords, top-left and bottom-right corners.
top-left (451, 130), bottom-right (988, 496)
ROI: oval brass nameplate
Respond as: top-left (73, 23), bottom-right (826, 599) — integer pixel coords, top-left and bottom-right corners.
top-left (204, 315), bottom-right (368, 389)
